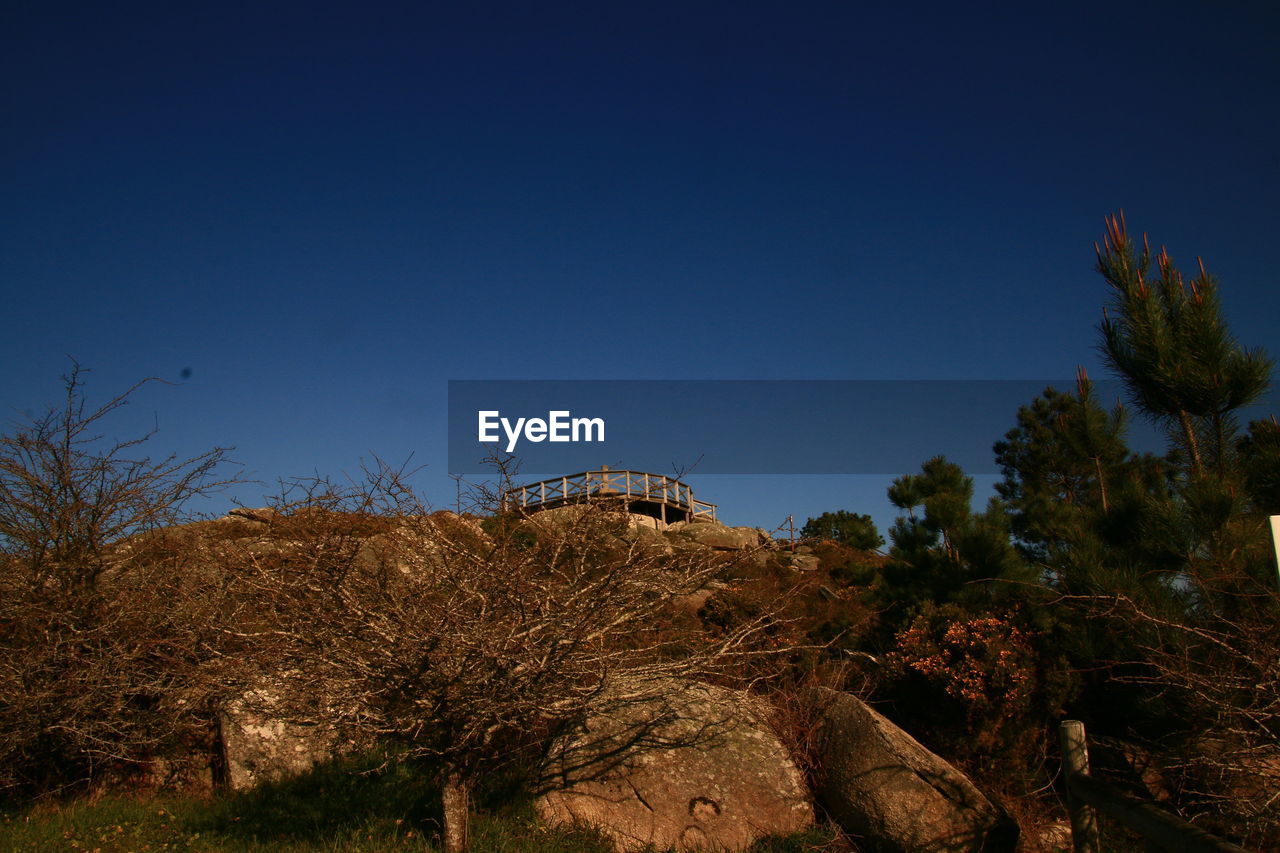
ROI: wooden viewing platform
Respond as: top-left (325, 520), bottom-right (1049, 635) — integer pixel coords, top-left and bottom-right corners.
top-left (503, 467), bottom-right (717, 524)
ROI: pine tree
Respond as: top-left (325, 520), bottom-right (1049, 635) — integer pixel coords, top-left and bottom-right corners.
top-left (1085, 218), bottom-right (1279, 845)
top-left (880, 456), bottom-right (1030, 619)
top-left (1096, 212), bottom-right (1272, 480)
top-left (1238, 417), bottom-right (1280, 516)
top-left (992, 370), bottom-right (1177, 592)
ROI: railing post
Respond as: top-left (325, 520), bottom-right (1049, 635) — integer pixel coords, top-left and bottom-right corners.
top-left (1060, 720), bottom-right (1100, 853)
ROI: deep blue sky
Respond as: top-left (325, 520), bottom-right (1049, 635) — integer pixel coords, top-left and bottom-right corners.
top-left (4, 1), bottom-right (1278, 537)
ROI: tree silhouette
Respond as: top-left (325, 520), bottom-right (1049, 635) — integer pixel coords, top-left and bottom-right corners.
top-left (1096, 211), bottom-right (1272, 479)
top-left (800, 510), bottom-right (883, 550)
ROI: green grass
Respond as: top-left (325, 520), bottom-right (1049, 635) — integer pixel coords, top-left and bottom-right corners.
top-left (1, 757), bottom-right (845, 852)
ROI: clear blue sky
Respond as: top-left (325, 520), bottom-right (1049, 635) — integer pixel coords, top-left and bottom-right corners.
top-left (3, 1), bottom-right (1278, 537)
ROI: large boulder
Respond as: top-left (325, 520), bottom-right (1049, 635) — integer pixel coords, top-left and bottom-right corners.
top-left (220, 688), bottom-right (337, 790)
top-left (617, 519), bottom-right (675, 553)
top-left (666, 520), bottom-right (760, 551)
top-left (537, 681), bottom-right (813, 852)
top-left (670, 580), bottom-right (728, 616)
top-left (515, 506), bottom-right (676, 556)
top-left (810, 688), bottom-right (1017, 852)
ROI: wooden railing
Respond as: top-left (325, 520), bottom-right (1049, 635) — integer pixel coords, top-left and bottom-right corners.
top-left (1059, 721), bottom-right (1249, 853)
top-left (502, 468), bottom-right (716, 522)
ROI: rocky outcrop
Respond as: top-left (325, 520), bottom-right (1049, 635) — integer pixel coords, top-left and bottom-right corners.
top-left (224, 506), bottom-right (277, 524)
top-left (502, 504), bottom-right (770, 555)
top-left (537, 681), bottom-right (813, 852)
top-left (810, 688), bottom-right (1017, 853)
top-left (666, 520), bottom-right (760, 551)
top-left (788, 553), bottom-right (820, 572)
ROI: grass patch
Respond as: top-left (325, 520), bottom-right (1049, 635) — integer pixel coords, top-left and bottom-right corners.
top-left (192, 752), bottom-right (440, 847)
top-left (2, 755), bottom-right (843, 851)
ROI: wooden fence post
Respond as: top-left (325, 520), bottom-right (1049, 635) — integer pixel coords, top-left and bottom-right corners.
top-left (1060, 720), bottom-right (1101, 853)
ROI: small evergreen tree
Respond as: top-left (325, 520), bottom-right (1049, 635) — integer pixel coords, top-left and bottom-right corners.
top-left (872, 460), bottom-right (1075, 789)
top-left (800, 509), bottom-right (883, 550)
top-left (879, 456), bottom-right (1031, 622)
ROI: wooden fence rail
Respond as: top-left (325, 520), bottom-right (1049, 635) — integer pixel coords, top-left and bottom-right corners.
top-left (1059, 720), bottom-right (1250, 853)
top-left (502, 467), bottom-right (716, 523)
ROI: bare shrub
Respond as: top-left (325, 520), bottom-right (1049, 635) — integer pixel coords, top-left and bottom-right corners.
top-left (1080, 588), bottom-right (1280, 848)
top-left (0, 365), bottom-right (236, 799)
top-left (219, 459), bottom-right (794, 852)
